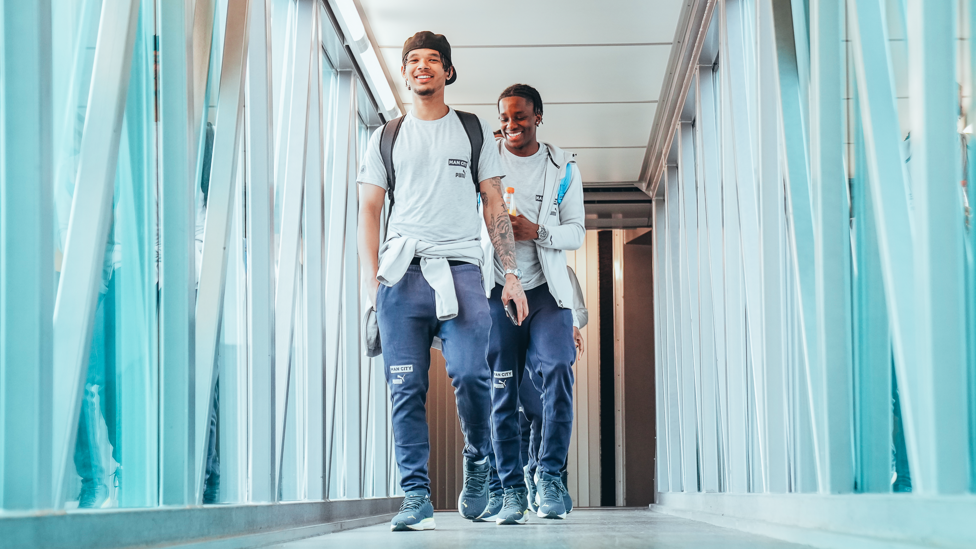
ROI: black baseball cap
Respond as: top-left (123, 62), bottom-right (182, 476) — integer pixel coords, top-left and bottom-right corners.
top-left (401, 31), bottom-right (457, 85)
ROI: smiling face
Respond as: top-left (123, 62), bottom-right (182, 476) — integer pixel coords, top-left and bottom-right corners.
top-left (401, 48), bottom-right (452, 97)
top-left (498, 96), bottom-right (541, 154)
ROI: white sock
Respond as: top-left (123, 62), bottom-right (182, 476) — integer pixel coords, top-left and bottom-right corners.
top-left (475, 456), bottom-right (489, 465)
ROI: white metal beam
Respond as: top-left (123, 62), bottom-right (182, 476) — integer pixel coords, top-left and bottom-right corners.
top-left (115, 6), bottom-right (159, 508)
top-left (194, 0), bottom-right (252, 503)
top-left (665, 164), bottom-right (685, 491)
top-left (759, 0), bottom-right (790, 494)
top-left (719, 2), bottom-right (748, 493)
top-left (1, 0), bottom-right (54, 511)
top-left (52, 0), bottom-right (140, 508)
top-left (767, 0), bottom-right (826, 493)
top-left (654, 196), bottom-right (670, 492)
top-left (245, 0), bottom-right (277, 504)
top-left (342, 75), bottom-right (363, 499)
top-left (810, 0), bottom-right (855, 494)
top-left (848, 0), bottom-right (920, 494)
top-left (851, 81), bottom-right (892, 494)
top-left (273, 0), bottom-right (315, 496)
top-left (905, 0), bottom-right (971, 494)
top-left (158, 0), bottom-right (197, 507)
top-left (304, 21), bottom-right (326, 500)
top-left (700, 65), bottom-right (731, 491)
top-left (695, 68), bottom-right (724, 493)
top-left (323, 71), bottom-right (357, 499)
top-left (677, 121), bottom-right (702, 492)
top-left (726, 0), bottom-right (769, 491)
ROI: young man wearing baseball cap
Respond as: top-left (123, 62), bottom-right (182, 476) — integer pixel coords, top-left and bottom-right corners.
top-left (357, 31), bottom-right (528, 532)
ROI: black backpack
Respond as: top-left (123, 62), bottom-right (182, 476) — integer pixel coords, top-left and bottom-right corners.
top-left (379, 109), bottom-right (484, 211)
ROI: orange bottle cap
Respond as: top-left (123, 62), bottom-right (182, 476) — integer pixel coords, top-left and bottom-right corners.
top-left (506, 187), bottom-right (515, 193)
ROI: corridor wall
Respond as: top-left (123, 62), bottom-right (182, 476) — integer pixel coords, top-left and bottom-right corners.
top-left (0, 0), bottom-right (402, 542)
top-left (649, 0), bottom-right (976, 547)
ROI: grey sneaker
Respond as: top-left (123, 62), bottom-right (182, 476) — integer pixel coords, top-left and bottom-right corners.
top-left (78, 480), bottom-right (109, 509)
top-left (457, 456), bottom-right (490, 520)
top-left (537, 472), bottom-right (568, 519)
top-left (524, 465), bottom-right (538, 513)
top-left (475, 489), bottom-right (503, 522)
top-left (390, 490), bottom-right (435, 531)
top-left (495, 486), bottom-right (529, 525)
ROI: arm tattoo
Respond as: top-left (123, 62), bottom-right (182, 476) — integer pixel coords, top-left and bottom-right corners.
top-left (482, 177), bottom-right (517, 271)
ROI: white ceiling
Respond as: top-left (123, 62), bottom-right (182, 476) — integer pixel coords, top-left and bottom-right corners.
top-left (355, 0), bottom-right (683, 186)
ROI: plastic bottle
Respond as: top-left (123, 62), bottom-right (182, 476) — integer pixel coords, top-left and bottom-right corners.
top-left (503, 187), bottom-right (516, 216)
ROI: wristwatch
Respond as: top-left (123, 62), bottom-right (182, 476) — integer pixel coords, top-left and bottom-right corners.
top-left (504, 267), bottom-right (523, 280)
top-left (536, 224), bottom-right (549, 242)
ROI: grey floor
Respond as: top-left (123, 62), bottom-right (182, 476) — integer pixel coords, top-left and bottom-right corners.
top-left (263, 508), bottom-right (814, 549)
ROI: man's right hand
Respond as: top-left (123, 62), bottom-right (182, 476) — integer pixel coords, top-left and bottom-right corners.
top-left (501, 274), bottom-right (529, 325)
top-left (367, 276), bottom-right (380, 311)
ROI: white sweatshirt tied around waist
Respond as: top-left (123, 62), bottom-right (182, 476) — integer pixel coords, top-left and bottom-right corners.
top-left (376, 234), bottom-right (484, 320)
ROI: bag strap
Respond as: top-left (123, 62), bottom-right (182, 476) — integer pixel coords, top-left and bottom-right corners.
top-left (557, 162), bottom-right (573, 205)
top-left (379, 115), bottom-right (405, 209)
top-left (455, 110), bottom-right (483, 192)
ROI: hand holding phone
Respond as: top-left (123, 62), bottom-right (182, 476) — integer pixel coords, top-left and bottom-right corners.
top-left (504, 300), bottom-right (519, 326)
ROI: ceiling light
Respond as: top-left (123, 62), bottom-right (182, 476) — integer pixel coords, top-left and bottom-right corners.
top-left (334, 0), bottom-right (365, 43)
top-left (362, 44), bottom-right (397, 112)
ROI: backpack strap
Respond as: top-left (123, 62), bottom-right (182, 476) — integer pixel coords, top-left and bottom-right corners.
top-left (380, 115), bottom-right (405, 209)
top-left (455, 110), bottom-right (484, 192)
top-left (557, 162), bottom-right (574, 205)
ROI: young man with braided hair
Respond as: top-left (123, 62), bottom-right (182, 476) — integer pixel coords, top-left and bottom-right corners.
top-left (481, 84), bottom-right (585, 523)
top-left (357, 31), bottom-right (528, 532)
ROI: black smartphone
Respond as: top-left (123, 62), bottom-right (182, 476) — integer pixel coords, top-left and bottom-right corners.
top-left (504, 300), bottom-right (519, 326)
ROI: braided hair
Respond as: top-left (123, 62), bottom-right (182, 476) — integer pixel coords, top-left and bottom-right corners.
top-left (498, 84), bottom-right (543, 118)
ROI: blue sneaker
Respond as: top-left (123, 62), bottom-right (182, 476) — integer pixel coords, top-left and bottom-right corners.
top-left (475, 489), bottom-right (503, 522)
top-left (495, 486), bottom-right (529, 525)
top-left (536, 472), bottom-right (569, 519)
top-left (457, 456), bottom-right (490, 520)
top-left (390, 490), bottom-right (435, 531)
top-left (524, 466), bottom-right (538, 513)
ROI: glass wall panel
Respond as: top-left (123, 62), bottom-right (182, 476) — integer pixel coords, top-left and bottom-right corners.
top-left (1, 0), bottom-right (394, 517)
top-left (63, 0), bottom-right (158, 511)
top-left (653, 0), bottom-right (976, 501)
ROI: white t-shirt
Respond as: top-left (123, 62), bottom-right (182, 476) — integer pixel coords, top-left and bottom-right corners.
top-left (358, 108), bottom-right (505, 251)
top-left (494, 143), bottom-right (547, 290)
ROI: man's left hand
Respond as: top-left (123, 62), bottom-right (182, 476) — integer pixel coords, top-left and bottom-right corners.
top-left (573, 326), bottom-right (584, 363)
top-left (510, 214), bottom-right (539, 242)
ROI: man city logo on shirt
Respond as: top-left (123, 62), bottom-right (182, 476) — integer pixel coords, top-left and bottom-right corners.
top-left (449, 159), bottom-right (469, 180)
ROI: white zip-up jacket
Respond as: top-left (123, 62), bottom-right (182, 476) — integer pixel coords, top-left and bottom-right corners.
top-left (481, 140), bottom-right (586, 325)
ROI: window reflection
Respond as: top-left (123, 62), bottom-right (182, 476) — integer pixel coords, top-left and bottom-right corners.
top-left (69, 2), bottom-right (160, 510)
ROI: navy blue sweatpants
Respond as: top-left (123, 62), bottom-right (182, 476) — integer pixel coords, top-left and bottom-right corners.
top-left (376, 264), bottom-right (494, 494)
top-left (488, 283), bottom-right (575, 488)
top-left (519, 372), bottom-right (544, 476)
